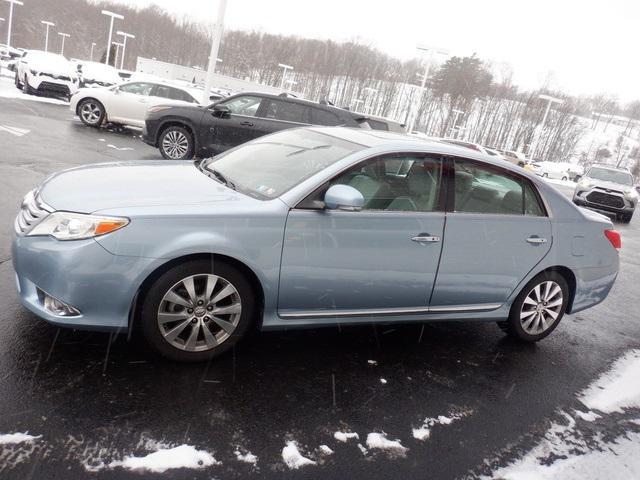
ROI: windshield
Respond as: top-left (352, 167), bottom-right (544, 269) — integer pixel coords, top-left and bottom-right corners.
top-left (587, 167), bottom-right (633, 186)
top-left (201, 129), bottom-right (363, 199)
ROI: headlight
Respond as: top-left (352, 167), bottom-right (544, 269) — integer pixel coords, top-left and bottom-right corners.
top-left (578, 178), bottom-right (593, 189)
top-left (28, 212), bottom-right (129, 240)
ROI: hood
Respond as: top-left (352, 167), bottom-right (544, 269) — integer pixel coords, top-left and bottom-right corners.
top-left (38, 161), bottom-right (252, 213)
top-left (584, 178), bottom-right (633, 193)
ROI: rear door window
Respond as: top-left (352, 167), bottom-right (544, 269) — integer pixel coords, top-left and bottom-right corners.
top-left (263, 99), bottom-right (309, 124)
top-left (454, 159), bottom-right (545, 215)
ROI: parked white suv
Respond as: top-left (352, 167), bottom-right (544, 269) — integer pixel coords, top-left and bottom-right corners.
top-left (15, 50), bottom-right (78, 99)
top-left (534, 161), bottom-right (571, 180)
top-left (69, 80), bottom-right (203, 129)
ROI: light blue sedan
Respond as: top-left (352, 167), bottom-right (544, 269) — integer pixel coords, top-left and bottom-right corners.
top-left (12, 127), bottom-right (621, 361)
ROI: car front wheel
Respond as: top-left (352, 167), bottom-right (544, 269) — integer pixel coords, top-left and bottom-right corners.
top-left (140, 259), bottom-right (256, 362)
top-left (23, 75), bottom-right (34, 95)
top-left (15, 72), bottom-right (22, 90)
top-left (78, 99), bottom-right (105, 127)
top-left (497, 271), bottom-right (569, 342)
top-left (159, 126), bottom-right (194, 160)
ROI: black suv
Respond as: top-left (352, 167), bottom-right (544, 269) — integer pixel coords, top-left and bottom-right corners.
top-left (142, 92), bottom-right (367, 160)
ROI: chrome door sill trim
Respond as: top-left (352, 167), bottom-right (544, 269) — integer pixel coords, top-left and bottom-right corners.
top-left (279, 303), bottom-right (502, 319)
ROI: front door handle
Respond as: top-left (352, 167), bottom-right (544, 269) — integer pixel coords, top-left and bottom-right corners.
top-left (526, 236), bottom-right (547, 244)
top-left (240, 121), bottom-right (254, 126)
top-left (411, 234), bottom-right (441, 243)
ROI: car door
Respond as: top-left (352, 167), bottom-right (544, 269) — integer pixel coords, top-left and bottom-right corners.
top-left (429, 158), bottom-right (552, 310)
top-left (202, 95), bottom-right (265, 154)
top-left (108, 82), bottom-right (155, 126)
top-left (278, 153), bottom-right (446, 318)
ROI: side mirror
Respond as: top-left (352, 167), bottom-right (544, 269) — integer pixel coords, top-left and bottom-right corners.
top-left (324, 185), bottom-right (364, 211)
top-left (212, 104), bottom-right (231, 117)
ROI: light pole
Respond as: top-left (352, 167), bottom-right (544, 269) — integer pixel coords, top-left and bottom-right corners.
top-left (449, 109), bottom-right (465, 137)
top-left (351, 98), bottom-right (364, 112)
top-left (529, 94), bottom-right (564, 160)
top-left (112, 41), bottom-right (123, 68)
top-left (3, 0), bottom-right (23, 49)
top-left (57, 32), bottom-right (70, 55)
top-left (89, 42), bottom-right (96, 61)
top-left (285, 79), bottom-right (297, 91)
top-left (203, 0), bottom-right (227, 105)
top-left (407, 44), bottom-right (448, 133)
top-left (278, 63), bottom-right (293, 90)
top-left (116, 30), bottom-right (135, 70)
top-left (101, 9), bottom-right (123, 66)
top-left (40, 20), bottom-right (54, 52)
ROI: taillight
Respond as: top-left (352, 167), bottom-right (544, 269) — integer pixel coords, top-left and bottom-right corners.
top-left (604, 229), bottom-right (621, 250)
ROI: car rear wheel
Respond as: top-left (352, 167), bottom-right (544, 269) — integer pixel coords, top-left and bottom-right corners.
top-left (140, 259), bottom-right (256, 362)
top-left (542, 173), bottom-right (549, 178)
top-left (78, 99), bottom-right (105, 127)
top-left (561, 176), bottom-right (568, 181)
top-left (497, 271), bottom-right (569, 342)
top-left (159, 126), bottom-right (194, 160)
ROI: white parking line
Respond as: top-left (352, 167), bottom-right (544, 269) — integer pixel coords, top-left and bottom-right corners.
top-left (0, 124), bottom-right (30, 136)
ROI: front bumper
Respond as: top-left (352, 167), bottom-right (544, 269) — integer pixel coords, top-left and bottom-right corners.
top-left (573, 189), bottom-right (636, 216)
top-left (12, 234), bottom-right (160, 332)
top-left (28, 73), bottom-right (78, 97)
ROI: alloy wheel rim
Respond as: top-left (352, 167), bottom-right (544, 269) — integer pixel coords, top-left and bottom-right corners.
top-left (520, 280), bottom-right (563, 335)
top-left (80, 102), bottom-right (101, 124)
top-left (162, 131), bottom-right (189, 159)
top-left (157, 273), bottom-right (242, 352)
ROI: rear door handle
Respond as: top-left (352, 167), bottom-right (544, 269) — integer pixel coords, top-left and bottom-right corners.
top-left (526, 236), bottom-right (547, 244)
top-left (411, 234), bottom-right (441, 243)
top-left (240, 121), bottom-right (254, 126)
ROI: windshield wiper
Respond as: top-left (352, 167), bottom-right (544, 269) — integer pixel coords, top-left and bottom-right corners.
top-left (210, 169), bottom-right (236, 190)
top-left (286, 144), bottom-right (331, 157)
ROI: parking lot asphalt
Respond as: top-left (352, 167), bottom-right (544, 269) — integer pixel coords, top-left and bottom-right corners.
top-left (1, 83), bottom-right (639, 479)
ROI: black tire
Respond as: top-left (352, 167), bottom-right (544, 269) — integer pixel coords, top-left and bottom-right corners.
top-left (140, 259), bottom-right (257, 362)
top-left (561, 176), bottom-right (568, 181)
top-left (15, 72), bottom-right (22, 90)
top-left (542, 173), bottom-right (549, 178)
top-left (498, 271), bottom-right (569, 342)
top-left (158, 125), bottom-right (195, 160)
top-left (620, 212), bottom-right (633, 224)
top-left (77, 98), bottom-right (105, 127)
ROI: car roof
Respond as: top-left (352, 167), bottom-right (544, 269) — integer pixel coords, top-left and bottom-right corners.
top-left (303, 127), bottom-right (538, 177)
top-left (227, 91), bottom-right (360, 116)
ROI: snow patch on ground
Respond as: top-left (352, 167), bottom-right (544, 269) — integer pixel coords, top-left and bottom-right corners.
top-left (318, 445), bottom-right (334, 455)
top-left (365, 432), bottom-right (408, 457)
top-left (481, 350), bottom-right (640, 479)
top-left (234, 449), bottom-right (258, 465)
top-left (544, 177), bottom-right (577, 188)
top-left (380, 378), bottom-right (387, 384)
top-left (282, 441), bottom-right (316, 469)
top-left (334, 431), bottom-right (359, 442)
top-left (0, 433), bottom-right (41, 445)
top-left (579, 350), bottom-right (640, 414)
top-left (108, 444), bottom-right (219, 473)
top-left (412, 410), bottom-right (472, 441)
top-left (0, 77), bottom-right (68, 105)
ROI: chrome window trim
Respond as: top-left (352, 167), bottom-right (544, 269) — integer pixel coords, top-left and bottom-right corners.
top-left (279, 303), bottom-right (502, 319)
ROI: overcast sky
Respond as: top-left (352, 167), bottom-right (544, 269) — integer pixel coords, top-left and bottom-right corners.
top-left (115, 0), bottom-right (639, 102)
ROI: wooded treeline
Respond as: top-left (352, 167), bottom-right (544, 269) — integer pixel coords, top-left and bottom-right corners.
top-left (7, 0), bottom-right (640, 164)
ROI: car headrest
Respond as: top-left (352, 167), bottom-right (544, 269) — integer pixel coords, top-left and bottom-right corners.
top-left (456, 171), bottom-right (473, 192)
top-left (501, 190), bottom-right (522, 214)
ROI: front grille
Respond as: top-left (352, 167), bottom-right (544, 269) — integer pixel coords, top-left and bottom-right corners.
top-left (37, 82), bottom-right (70, 95)
top-left (14, 190), bottom-right (53, 235)
top-left (586, 191), bottom-right (625, 209)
